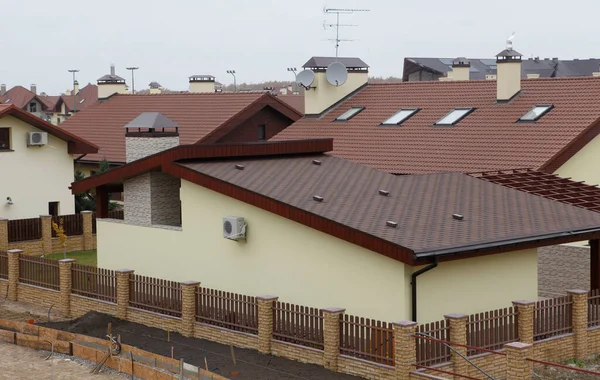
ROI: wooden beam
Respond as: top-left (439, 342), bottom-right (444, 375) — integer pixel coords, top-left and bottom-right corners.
top-left (96, 186), bottom-right (109, 218)
top-left (591, 239), bottom-right (600, 291)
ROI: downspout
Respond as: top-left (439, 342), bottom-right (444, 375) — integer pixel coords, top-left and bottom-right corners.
top-left (411, 257), bottom-right (438, 322)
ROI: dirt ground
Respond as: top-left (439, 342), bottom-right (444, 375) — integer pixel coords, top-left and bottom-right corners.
top-left (532, 357), bottom-right (600, 379)
top-left (42, 311), bottom-right (361, 380)
top-left (0, 299), bottom-right (67, 323)
top-left (0, 341), bottom-right (127, 379)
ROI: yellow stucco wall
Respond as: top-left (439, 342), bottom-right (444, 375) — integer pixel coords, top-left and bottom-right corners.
top-left (0, 115), bottom-right (75, 219)
top-left (416, 248), bottom-right (538, 323)
top-left (496, 61), bottom-right (521, 100)
top-left (555, 133), bottom-right (600, 187)
top-left (98, 179), bottom-right (539, 323)
top-left (305, 72), bottom-right (368, 115)
top-left (98, 84), bottom-right (127, 99)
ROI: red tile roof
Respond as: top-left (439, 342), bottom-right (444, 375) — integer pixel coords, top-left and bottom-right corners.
top-left (0, 104), bottom-right (98, 154)
top-left (71, 140), bottom-right (600, 265)
top-left (273, 77), bottom-right (600, 174)
top-left (0, 86), bottom-right (44, 110)
top-left (277, 94), bottom-right (304, 113)
top-left (58, 92), bottom-right (302, 164)
top-left (58, 84), bottom-right (98, 113)
top-left (470, 169), bottom-right (600, 213)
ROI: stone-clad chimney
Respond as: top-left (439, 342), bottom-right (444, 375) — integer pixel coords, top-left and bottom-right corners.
top-left (496, 48), bottom-right (523, 101)
top-left (123, 112), bottom-right (181, 227)
top-left (189, 75), bottom-right (215, 93)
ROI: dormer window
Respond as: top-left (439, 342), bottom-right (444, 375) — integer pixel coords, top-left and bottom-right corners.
top-left (335, 106), bottom-right (365, 121)
top-left (435, 108), bottom-right (474, 126)
top-left (381, 108), bottom-right (419, 126)
top-left (519, 105), bottom-right (553, 122)
top-left (29, 102), bottom-right (37, 113)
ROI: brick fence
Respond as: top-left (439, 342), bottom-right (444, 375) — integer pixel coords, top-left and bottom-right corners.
top-left (0, 212), bottom-right (97, 256)
top-left (0, 252), bottom-right (599, 380)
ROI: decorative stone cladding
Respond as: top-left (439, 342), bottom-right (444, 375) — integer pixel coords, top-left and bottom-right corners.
top-left (538, 245), bottom-right (590, 297)
top-left (125, 136), bottom-right (179, 163)
top-left (124, 173), bottom-right (181, 227)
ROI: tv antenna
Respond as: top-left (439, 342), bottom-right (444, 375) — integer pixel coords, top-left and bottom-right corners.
top-left (323, 7), bottom-right (369, 58)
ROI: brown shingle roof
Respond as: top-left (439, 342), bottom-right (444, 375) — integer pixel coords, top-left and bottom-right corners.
top-left (70, 140), bottom-right (600, 264)
top-left (58, 92), bottom-right (302, 164)
top-left (272, 77), bottom-right (600, 174)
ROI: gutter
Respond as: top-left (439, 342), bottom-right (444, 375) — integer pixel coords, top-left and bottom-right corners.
top-left (414, 227), bottom-right (600, 259)
top-left (411, 257), bottom-right (438, 322)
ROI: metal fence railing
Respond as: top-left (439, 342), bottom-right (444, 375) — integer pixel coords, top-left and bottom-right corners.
top-left (534, 295), bottom-right (573, 341)
top-left (129, 274), bottom-right (182, 317)
top-left (339, 314), bottom-right (394, 366)
top-left (0, 251), bottom-right (7, 280)
top-left (18, 255), bottom-right (60, 290)
top-left (467, 306), bottom-right (518, 355)
top-left (416, 319), bottom-right (451, 366)
top-left (72, 263), bottom-right (116, 303)
top-left (196, 287), bottom-right (258, 334)
top-left (8, 218), bottom-right (42, 242)
top-left (588, 289), bottom-right (600, 328)
top-left (52, 214), bottom-right (83, 237)
top-left (273, 302), bottom-right (324, 349)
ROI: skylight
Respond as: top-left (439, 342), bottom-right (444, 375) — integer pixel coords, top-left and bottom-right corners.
top-left (335, 107), bottom-right (364, 121)
top-left (519, 105), bottom-right (553, 121)
top-left (79, 98), bottom-right (85, 104)
top-left (4, 99), bottom-right (10, 103)
top-left (435, 108), bottom-right (474, 126)
top-left (381, 109), bottom-right (419, 125)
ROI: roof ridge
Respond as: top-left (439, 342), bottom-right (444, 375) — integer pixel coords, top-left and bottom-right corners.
top-left (116, 91), bottom-right (267, 97)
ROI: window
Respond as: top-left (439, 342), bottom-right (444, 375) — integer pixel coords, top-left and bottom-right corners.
top-left (435, 108), bottom-right (474, 126)
top-left (258, 125), bottom-right (266, 141)
top-left (4, 98), bottom-right (10, 103)
top-left (519, 105), bottom-right (553, 122)
top-left (381, 108), bottom-right (419, 125)
top-left (79, 98), bottom-right (85, 104)
top-left (29, 102), bottom-right (37, 113)
top-left (335, 106), bottom-right (365, 121)
top-left (48, 202), bottom-right (59, 217)
top-left (0, 128), bottom-right (9, 150)
top-left (57, 118), bottom-right (61, 125)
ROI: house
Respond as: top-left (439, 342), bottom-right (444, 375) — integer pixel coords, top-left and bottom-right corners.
top-left (273, 51), bottom-right (600, 187)
top-left (0, 104), bottom-right (98, 219)
top-left (47, 82), bottom-right (99, 125)
top-left (70, 122), bottom-right (600, 323)
top-left (403, 56), bottom-right (600, 81)
top-left (58, 91), bottom-right (303, 177)
top-left (0, 85), bottom-right (55, 121)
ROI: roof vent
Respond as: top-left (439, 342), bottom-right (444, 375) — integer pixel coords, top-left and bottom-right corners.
top-left (313, 195), bottom-right (324, 202)
top-left (378, 190), bottom-right (390, 196)
top-left (235, 164), bottom-right (245, 170)
top-left (312, 159), bottom-right (322, 166)
top-left (452, 214), bottom-right (464, 221)
top-left (386, 221), bottom-right (398, 228)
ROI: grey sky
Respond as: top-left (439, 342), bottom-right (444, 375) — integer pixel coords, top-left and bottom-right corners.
top-left (1, 0), bottom-right (598, 94)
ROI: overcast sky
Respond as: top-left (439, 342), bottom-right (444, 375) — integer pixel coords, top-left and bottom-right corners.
top-left (1, 0), bottom-right (598, 94)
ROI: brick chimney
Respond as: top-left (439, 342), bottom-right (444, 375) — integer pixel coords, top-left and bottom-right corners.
top-left (123, 112), bottom-right (181, 227)
top-left (97, 64), bottom-right (128, 99)
top-left (496, 48), bottom-right (523, 101)
top-left (301, 57), bottom-right (369, 115)
top-left (189, 75), bottom-right (215, 93)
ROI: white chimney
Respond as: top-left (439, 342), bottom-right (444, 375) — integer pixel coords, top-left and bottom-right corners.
top-left (301, 56), bottom-right (369, 115)
top-left (189, 75), bottom-right (215, 93)
top-left (148, 81), bottom-right (162, 94)
top-left (0, 84), bottom-right (6, 96)
top-left (449, 57), bottom-right (470, 81)
top-left (496, 48), bottom-right (523, 101)
top-left (97, 64), bottom-right (128, 99)
top-left (30, 84), bottom-right (37, 94)
top-left (73, 80), bottom-right (80, 95)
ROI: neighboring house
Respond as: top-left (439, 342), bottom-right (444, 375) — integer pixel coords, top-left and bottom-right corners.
top-left (0, 85), bottom-right (53, 121)
top-left (403, 56), bottom-right (600, 81)
top-left (58, 92), bottom-right (303, 177)
top-left (47, 82), bottom-right (99, 125)
top-left (70, 126), bottom-right (600, 323)
top-left (273, 51), bottom-right (600, 187)
top-left (0, 104), bottom-right (98, 219)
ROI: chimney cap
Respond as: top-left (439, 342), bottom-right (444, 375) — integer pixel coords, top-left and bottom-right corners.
top-left (124, 112), bottom-right (179, 130)
top-left (302, 56), bottom-right (369, 72)
top-left (149, 81), bottom-right (162, 89)
top-left (189, 75), bottom-right (215, 83)
top-left (496, 48), bottom-right (523, 63)
top-left (98, 64), bottom-right (125, 84)
top-left (452, 57), bottom-right (470, 67)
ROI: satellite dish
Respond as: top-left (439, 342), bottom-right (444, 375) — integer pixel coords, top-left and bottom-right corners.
top-left (296, 69), bottom-right (315, 89)
top-left (326, 62), bottom-right (348, 87)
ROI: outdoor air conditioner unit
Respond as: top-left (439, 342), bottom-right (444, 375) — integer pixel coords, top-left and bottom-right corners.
top-left (27, 132), bottom-right (48, 146)
top-left (223, 216), bottom-right (246, 241)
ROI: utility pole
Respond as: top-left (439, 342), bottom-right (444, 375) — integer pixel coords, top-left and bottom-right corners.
top-left (126, 67), bottom-right (139, 94)
top-left (67, 69), bottom-right (79, 113)
top-left (287, 67), bottom-right (298, 94)
top-left (226, 70), bottom-right (237, 92)
top-left (323, 8), bottom-right (369, 58)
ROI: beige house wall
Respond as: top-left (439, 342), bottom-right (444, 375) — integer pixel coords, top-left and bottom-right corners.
top-left (305, 72), bottom-right (368, 115)
top-left (555, 133), bottom-right (600, 186)
top-left (0, 115), bottom-right (75, 219)
top-left (98, 179), bottom-right (540, 323)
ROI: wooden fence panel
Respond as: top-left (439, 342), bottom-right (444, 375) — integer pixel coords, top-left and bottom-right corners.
top-left (339, 314), bottom-right (394, 366)
top-left (129, 275), bottom-right (182, 317)
top-left (196, 287), bottom-right (258, 334)
top-left (588, 289), bottom-right (600, 328)
top-left (0, 251), bottom-right (7, 280)
top-left (416, 320), bottom-right (451, 366)
top-left (8, 218), bottom-right (42, 242)
top-left (534, 296), bottom-right (573, 341)
top-left (273, 302), bottom-right (324, 349)
top-left (467, 307), bottom-right (518, 355)
top-left (18, 255), bottom-right (60, 290)
top-left (52, 214), bottom-right (83, 237)
top-left (72, 263), bottom-right (116, 303)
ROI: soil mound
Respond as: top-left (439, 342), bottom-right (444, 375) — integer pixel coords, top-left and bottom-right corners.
top-left (43, 312), bottom-right (124, 334)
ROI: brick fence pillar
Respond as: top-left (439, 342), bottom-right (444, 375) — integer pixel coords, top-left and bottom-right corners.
top-left (0, 218), bottom-right (8, 252)
top-left (180, 281), bottom-right (199, 338)
top-left (256, 295), bottom-right (278, 354)
top-left (512, 300), bottom-right (535, 344)
top-left (81, 211), bottom-right (94, 250)
top-left (40, 215), bottom-right (53, 253)
top-left (445, 313), bottom-right (468, 378)
top-left (394, 321), bottom-right (417, 380)
top-left (322, 307), bottom-right (345, 370)
top-left (504, 342), bottom-right (532, 380)
top-left (7, 249), bottom-right (21, 301)
top-left (115, 269), bottom-right (134, 320)
top-left (568, 289), bottom-right (589, 359)
top-left (58, 259), bottom-right (75, 317)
